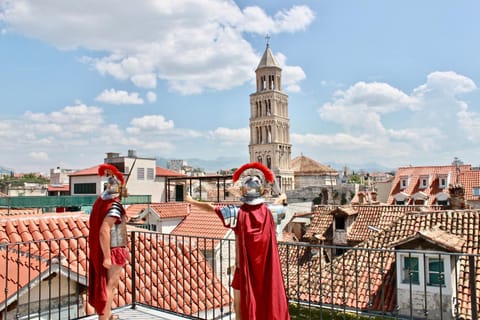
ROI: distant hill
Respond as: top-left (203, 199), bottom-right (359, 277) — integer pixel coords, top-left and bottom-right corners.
top-left (155, 157), bottom-right (394, 175)
top-left (0, 165), bottom-right (13, 175)
top-left (326, 161), bottom-right (395, 174)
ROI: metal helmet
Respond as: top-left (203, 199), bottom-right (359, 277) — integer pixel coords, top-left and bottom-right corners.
top-left (233, 162), bottom-right (275, 205)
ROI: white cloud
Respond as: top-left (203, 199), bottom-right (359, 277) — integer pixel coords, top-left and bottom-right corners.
top-left (95, 89), bottom-right (144, 105)
top-left (308, 71), bottom-right (479, 166)
top-left (209, 127), bottom-right (249, 145)
top-left (127, 115), bottom-right (174, 134)
top-left (146, 91), bottom-right (157, 103)
top-left (276, 53), bottom-right (306, 93)
top-left (0, 0), bottom-right (313, 95)
top-left (29, 151), bottom-right (49, 161)
top-left (132, 73), bottom-right (157, 89)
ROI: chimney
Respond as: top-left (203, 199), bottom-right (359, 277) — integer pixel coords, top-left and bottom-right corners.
top-left (106, 152), bottom-right (120, 159)
top-left (358, 192), bottom-right (365, 204)
top-left (128, 149), bottom-right (137, 158)
top-left (449, 183), bottom-right (466, 209)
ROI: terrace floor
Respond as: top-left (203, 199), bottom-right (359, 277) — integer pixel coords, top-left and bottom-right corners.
top-left (82, 305), bottom-right (237, 320)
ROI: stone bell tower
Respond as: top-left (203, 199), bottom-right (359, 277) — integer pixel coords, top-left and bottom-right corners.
top-left (249, 40), bottom-right (294, 191)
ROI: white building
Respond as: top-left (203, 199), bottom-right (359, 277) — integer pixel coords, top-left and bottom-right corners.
top-left (69, 150), bottom-right (184, 202)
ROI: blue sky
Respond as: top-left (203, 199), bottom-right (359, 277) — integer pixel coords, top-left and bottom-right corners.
top-left (1, 0), bottom-right (479, 174)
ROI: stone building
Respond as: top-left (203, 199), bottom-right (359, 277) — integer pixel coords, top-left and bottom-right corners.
top-left (249, 41), bottom-right (294, 192)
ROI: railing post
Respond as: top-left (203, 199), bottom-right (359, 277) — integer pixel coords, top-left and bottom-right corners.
top-left (131, 231), bottom-right (137, 309)
top-left (469, 255), bottom-right (477, 319)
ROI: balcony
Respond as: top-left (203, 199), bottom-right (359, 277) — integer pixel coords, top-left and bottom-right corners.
top-left (1, 230), bottom-right (479, 320)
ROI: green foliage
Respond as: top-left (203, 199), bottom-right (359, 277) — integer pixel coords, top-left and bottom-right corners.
top-left (347, 173), bottom-right (362, 184)
top-left (289, 304), bottom-right (384, 319)
top-left (0, 173), bottom-right (49, 187)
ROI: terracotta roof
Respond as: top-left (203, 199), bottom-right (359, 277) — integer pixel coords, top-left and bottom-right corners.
top-left (171, 203), bottom-right (234, 249)
top-left (346, 205), bottom-right (439, 243)
top-left (149, 203), bottom-right (190, 219)
top-left (155, 167), bottom-right (186, 177)
top-left (0, 208), bottom-right (42, 216)
top-left (291, 155), bottom-right (337, 174)
top-left (459, 169), bottom-right (480, 201)
top-left (0, 212), bottom-right (231, 315)
top-left (69, 165), bottom-right (100, 176)
top-left (47, 184), bottom-right (69, 192)
top-left (390, 225), bottom-right (466, 252)
top-left (124, 203), bottom-right (149, 220)
top-left (303, 205), bottom-right (336, 240)
top-left (387, 164), bottom-right (477, 205)
top-left (281, 209), bottom-right (480, 319)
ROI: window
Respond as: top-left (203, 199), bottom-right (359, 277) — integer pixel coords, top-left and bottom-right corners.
top-left (335, 216), bottom-right (345, 230)
top-left (420, 176), bottom-right (429, 189)
top-left (397, 253), bottom-right (451, 292)
top-left (438, 175), bottom-right (448, 188)
top-left (73, 183), bottom-right (96, 194)
top-left (147, 168), bottom-right (154, 180)
top-left (473, 187), bottom-right (480, 196)
top-left (396, 200), bottom-right (405, 205)
top-left (137, 167), bottom-right (145, 180)
top-left (400, 178), bottom-right (408, 189)
top-left (402, 256), bottom-right (420, 284)
top-left (428, 258), bottom-right (445, 286)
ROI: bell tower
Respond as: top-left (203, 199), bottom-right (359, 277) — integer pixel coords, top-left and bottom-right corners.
top-left (249, 39), bottom-right (294, 191)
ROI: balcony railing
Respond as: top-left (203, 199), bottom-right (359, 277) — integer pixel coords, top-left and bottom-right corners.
top-left (1, 231), bottom-right (478, 319)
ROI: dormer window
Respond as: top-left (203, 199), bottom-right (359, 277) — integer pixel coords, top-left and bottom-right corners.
top-left (394, 192), bottom-right (409, 205)
top-left (400, 176), bottom-right (409, 190)
top-left (419, 175), bottom-right (429, 189)
top-left (438, 174), bottom-right (448, 188)
top-left (335, 216), bottom-right (345, 230)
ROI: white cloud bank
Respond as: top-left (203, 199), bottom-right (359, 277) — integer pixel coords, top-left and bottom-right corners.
top-left (1, 0), bottom-right (314, 95)
top-left (291, 71), bottom-right (479, 167)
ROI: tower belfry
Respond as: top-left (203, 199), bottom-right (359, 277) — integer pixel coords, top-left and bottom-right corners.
top-left (249, 41), bottom-right (294, 191)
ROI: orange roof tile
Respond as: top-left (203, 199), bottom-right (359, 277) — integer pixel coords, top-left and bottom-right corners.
top-left (282, 208), bottom-right (480, 319)
top-left (0, 208), bottom-right (42, 216)
top-left (303, 205), bottom-right (336, 240)
top-left (0, 212), bottom-right (231, 316)
top-left (47, 184), bottom-right (69, 192)
top-left (124, 203), bottom-right (149, 220)
top-left (68, 165), bottom-right (100, 176)
top-left (149, 203), bottom-right (190, 219)
top-left (171, 203), bottom-right (233, 249)
top-left (387, 164), bottom-right (476, 205)
top-left (155, 167), bottom-right (186, 177)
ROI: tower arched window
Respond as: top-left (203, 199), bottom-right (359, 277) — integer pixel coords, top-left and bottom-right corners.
top-left (267, 156), bottom-right (272, 169)
top-left (257, 156), bottom-right (262, 164)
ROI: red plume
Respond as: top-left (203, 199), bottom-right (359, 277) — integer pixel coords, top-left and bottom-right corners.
top-left (232, 162), bottom-right (274, 183)
top-left (98, 164), bottom-right (125, 185)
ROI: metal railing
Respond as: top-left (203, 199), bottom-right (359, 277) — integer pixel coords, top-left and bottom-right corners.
top-left (0, 195), bottom-right (151, 209)
top-left (1, 232), bottom-right (478, 319)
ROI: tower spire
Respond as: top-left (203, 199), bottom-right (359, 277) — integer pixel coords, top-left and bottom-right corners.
top-left (265, 34), bottom-right (270, 48)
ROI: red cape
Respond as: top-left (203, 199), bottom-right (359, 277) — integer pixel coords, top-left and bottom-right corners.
top-left (217, 203), bottom-right (290, 320)
top-left (88, 197), bottom-right (118, 315)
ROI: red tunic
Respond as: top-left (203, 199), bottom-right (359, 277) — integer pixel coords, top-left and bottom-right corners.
top-left (88, 197), bottom-right (121, 315)
top-left (216, 203), bottom-right (290, 320)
